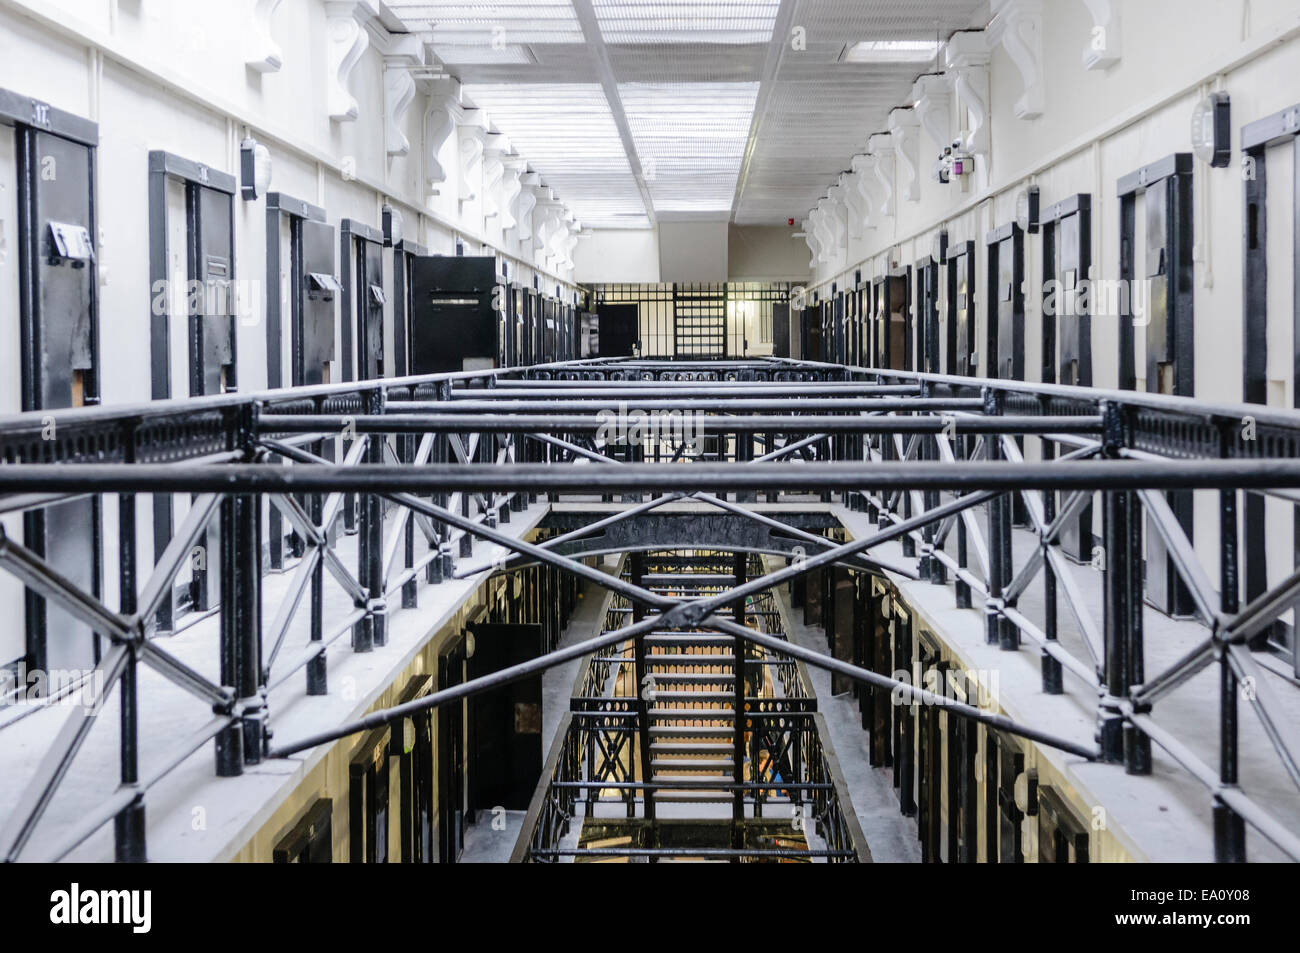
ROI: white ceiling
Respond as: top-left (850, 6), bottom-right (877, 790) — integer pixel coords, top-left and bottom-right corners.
top-left (386, 0), bottom-right (991, 228)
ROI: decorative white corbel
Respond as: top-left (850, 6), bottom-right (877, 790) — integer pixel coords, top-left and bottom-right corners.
top-left (375, 34), bottom-right (424, 156)
top-left (515, 173), bottom-right (541, 244)
top-left (482, 133), bottom-right (509, 219)
top-left (838, 172), bottom-right (865, 240)
top-left (543, 206), bottom-right (570, 270)
top-left (560, 220), bottom-right (580, 272)
top-left (424, 82), bottom-right (459, 195)
top-left (500, 157), bottom-right (525, 231)
top-left (1079, 0), bottom-right (1121, 70)
top-left (811, 205), bottom-right (834, 264)
top-left (888, 107), bottom-right (921, 202)
top-left (911, 74), bottom-right (952, 153)
top-left (533, 192), bottom-right (562, 254)
top-left (456, 108), bottom-right (487, 205)
top-left (325, 2), bottom-right (368, 123)
top-left (247, 0), bottom-right (284, 73)
top-left (800, 218), bottom-right (818, 268)
top-left (824, 186), bottom-right (847, 258)
top-left (849, 155), bottom-right (878, 229)
top-left (945, 31), bottom-right (991, 157)
top-left (385, 68), bottom-right (415, 155)
top-left (989, 0), bottom-right (1044, 120)
top-left (868, 134), bottom-right (896, 218)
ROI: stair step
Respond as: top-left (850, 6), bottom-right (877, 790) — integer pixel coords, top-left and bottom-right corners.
top-left (649, 708), bottom-right (735, 718)
top-left (646, 634), bottom-right (734, 644)
top-left (650, 792), bottom-right (734, 803)
top-left (649, 726), bottom-right (734, 738)
top-left (647, 673), bottom-right (735, 683)
top-left (651, 742), bottom-right (735, 754)
top-left (645, 654), bottom-right (735, 664)
top-left (648, 691), bottom-right (733, 701)
top-left (651, 759), bottom-right (735, 770)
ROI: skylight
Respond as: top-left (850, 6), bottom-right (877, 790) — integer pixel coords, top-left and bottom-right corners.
top-left (620, 81), bottom-right (759, 211)
top-left (839, 40), bottom-right (943, 64)
top-left (461, 84), bottom-right (650, 227)
top-left (594, 0), bottom-right (780, 45)
top-left (387, 1), bottom-right (585, 44)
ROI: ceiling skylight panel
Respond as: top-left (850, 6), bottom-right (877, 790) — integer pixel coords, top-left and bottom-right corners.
top-left (619, 81), bottom-right (757, 210)
top-left (593, 0), bottom-right (780, 44)
top-left (387, 1), bottom-right (585, 44)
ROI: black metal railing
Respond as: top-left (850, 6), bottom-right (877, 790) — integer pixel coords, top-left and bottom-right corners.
top-left (0, 356), bottom-right (1298, 862)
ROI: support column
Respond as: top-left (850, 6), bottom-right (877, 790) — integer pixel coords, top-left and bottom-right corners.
top-left (731, 551), bottom-right (747, 854)
top-left (629, 553), bottom-right (655, 827)
top-left (1216, 425), bottom-right (1247, 861)
top-left (114, 426), bottom-right (146, 860)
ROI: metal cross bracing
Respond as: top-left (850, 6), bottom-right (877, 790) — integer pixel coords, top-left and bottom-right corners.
top-left (0, 358), bottom-right (1299, 862)
top-left (513, 550), bottom-right (867, 862)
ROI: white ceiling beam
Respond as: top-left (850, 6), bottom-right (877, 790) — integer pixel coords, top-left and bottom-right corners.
top-left (729, 0), bottom-right (798, 224)
top-left (569, 0), bottom-right (657, 225)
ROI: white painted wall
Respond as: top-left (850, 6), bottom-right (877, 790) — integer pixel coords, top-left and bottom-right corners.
top-left (658, 219), bottom-right (729, 283)
top-left (573, 227), bottom-right (660, 283)
top-left (808, 0), bottom-right (1300, 601)
top-left (0, 0), bottom-right (583, 666)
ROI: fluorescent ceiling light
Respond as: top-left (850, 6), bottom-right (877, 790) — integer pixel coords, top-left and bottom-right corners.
top-left (840, 40), bottom-right (942, 64)
top-left (594, 0), bottom-right (779, 44)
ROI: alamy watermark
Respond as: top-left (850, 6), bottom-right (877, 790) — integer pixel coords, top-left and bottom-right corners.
top-left (596, 401), bottom-right (705, 457)
top-left (2, 663), bottom-right (106, 713)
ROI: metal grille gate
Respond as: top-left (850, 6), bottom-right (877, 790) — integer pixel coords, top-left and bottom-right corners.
top-left (673, 285), bottom-right (727, 358)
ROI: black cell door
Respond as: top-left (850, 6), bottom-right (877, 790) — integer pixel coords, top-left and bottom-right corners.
top-left (467, 623), bottom-right (544, 812)
top-left (18, 120), bottom-right (102, 675)
top-left (598, 303), bottom-right (639, 357)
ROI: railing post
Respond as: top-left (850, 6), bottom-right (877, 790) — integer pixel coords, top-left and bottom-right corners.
top-left (1038, 395), bottom-right (1062, 693)
top-left (355, 389), bottom-right (386, 651)
top-left (984, 389), bottom-right (1015, 648)
top-left (114, 418), bottom-right (146, 862)
top-left (1099, 399), bottom-right (1139, 766)
top-left (1215, 421), bottom-right (1247, 861)
top-left (629, 553), bottom-right (655, 828)
top-left (731, 550), bottom-right (747, 855)
top-left (217, 402), bottom-right (264, 772)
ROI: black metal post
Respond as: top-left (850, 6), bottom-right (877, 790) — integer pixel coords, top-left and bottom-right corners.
top-left (731, 550), bottom-right (747, 854)
top-left (629, 552), bottom-right (655, 828)
top-left (114, 454), bottom-right (146, 861)
top-left (1216, 423), bottom-right (1247, 861)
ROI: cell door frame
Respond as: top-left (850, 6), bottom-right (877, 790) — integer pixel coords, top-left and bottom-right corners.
top-left (985, 222), bottom-right (1025, 381)
top-left (6, 88), bottom-right (104, 673)
top-left (1243, 103), bottom-right (1300, 648)
top-left (264, 192), bottom-right (326, 389)
top-left (340, 218), bottom-right (385, 382)
top-left (391, 237), bottom-right (428, 379)
top-left (915, 256), bottom-right (941, 375)
top-left (945, 240), bottom-right (976, 377)
top-left (147, 152), bottom-right (237, 630)
top-left (147, 150), bottom-right (238, 401)
top-left (1118, 153), bottom-right (1196, 618)
top-left (1117, 153), bottom-right (1194, 394)
top-left (1039, 194), bottom-right (1093, 387)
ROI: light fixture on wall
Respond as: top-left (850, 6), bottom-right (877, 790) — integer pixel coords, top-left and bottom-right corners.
top-left (239, 138), bottom-right (272, 200)
top-left (1016, 185), bottom-right (1041, 234)
top-left (1191, 92), bottom-right (1232, 168)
